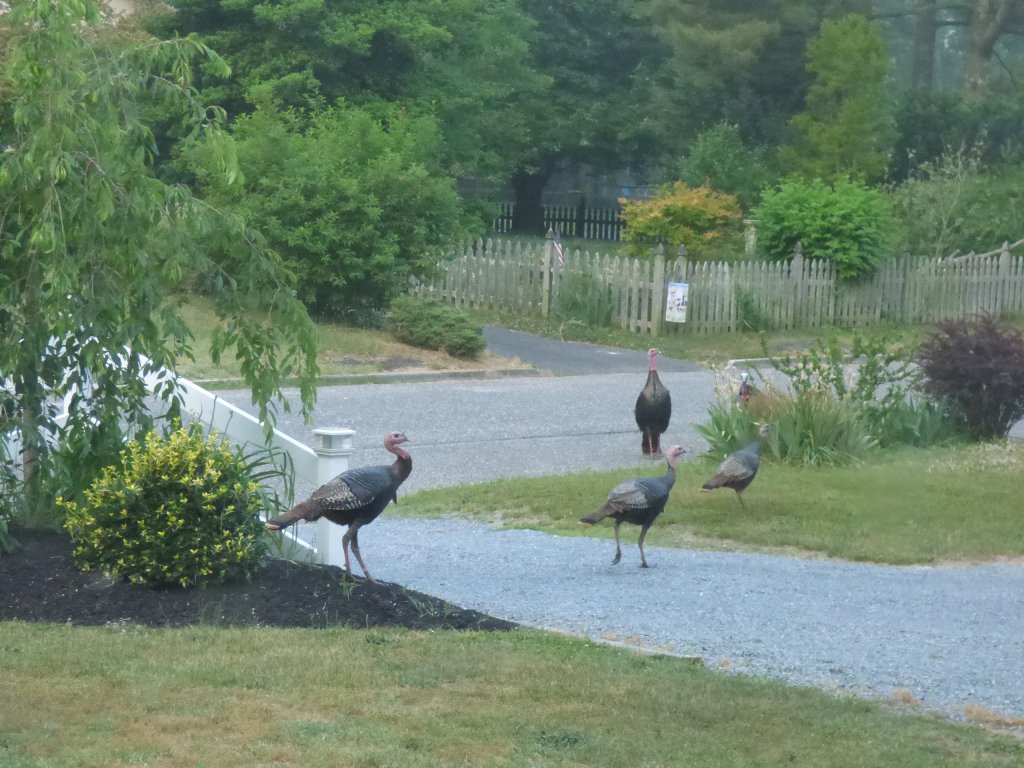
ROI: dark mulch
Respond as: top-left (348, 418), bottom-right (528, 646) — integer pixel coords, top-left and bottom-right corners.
top-left (0, 529), bottom-right (516, 632)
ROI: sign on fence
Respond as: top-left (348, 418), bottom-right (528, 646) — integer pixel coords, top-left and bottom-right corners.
top-left (665, 282), bottom-right (689, 323)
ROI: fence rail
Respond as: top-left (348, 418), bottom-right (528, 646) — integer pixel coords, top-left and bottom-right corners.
top-left (411, 237), bottom-right (1024, 335)
top-left (493, 203), bottom-right (623, 241)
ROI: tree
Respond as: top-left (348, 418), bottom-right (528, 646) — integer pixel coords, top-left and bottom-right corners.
top-left (0, 0), bottom-right (318, 519)
top-left (635, 0), bottom-right (873, 154)
top-left (148, 0), bottom-right (547, 185)
top-left (780, 14), bottom-right (896, 183)
top-left (190, 103), bottom-right (468, 322)
top-left (507, 0), bottom-right (662, 234)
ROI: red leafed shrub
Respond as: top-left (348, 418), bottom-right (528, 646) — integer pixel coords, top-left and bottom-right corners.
top-left (916, 315), bottom-right (1024, 439)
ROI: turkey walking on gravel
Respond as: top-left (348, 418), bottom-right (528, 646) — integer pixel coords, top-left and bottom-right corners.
top-left (264, 431), bottom-right (412, 582)
top-left (635, 348), bottom-right (672, 458)
top-left (580, 444), bottom-right (685, 568)
top-left (701, 423), bottom-right (770, 507)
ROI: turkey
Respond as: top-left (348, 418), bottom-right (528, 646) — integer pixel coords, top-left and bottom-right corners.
top-left (737, 371), bottom-right (759, 404)
top-left (579, 444), bottom-right (685, 568)
top-left (701, 423), bottom-right (770, 507)
top-left (635, 348), bottom-right (672, 457)
top-left (264, 431), bottom-right (412, 583)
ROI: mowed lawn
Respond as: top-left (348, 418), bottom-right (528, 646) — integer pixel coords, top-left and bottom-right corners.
top-left (1, 623), bottom-right (1022, 767)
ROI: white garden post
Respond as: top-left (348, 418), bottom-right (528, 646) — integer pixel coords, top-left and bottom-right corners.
top-left (312, 427), bottom-right (356, 568)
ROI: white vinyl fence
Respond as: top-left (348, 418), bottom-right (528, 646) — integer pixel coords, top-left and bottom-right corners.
top-left (2, 358), bottom-right (353, 569)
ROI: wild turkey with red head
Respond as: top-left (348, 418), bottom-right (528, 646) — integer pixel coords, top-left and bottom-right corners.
top-left (265, 431), bottom-right (412, 582)
top-left (635, 348), bottom-right (672, 457)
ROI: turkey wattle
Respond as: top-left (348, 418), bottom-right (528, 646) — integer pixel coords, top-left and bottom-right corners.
top-left (635, 348), bottom-right (672, 457)
top-left (701, 423), bottom-right (770, 507)
top-left (264, 431), bottom-right (412, 582)
top-left (579, 444), bottom-right (685, 568)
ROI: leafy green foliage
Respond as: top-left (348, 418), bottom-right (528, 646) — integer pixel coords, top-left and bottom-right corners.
top-left (620, 181), bottom-right (742, 258)
top-left (698, 329), bottom-right (960, 466)
top-left (768, 333), bottom-right (959, 448)
top-left (0, 0), bottom-right (318, 521)
top-left (698, 390), bottom-right (875, 468)
top-left (916, 315), bottom-right (1024, 439)
top-left (754, 177), bottom-right (895, 280)
top-left (190, 104), bottom-right (467, 323)
top-left (889, 90), bottom-right (1024, 183)
top-left (779, 14), bottom-right (895, 183)
top-left (149, 0), bottom-right (546, 182)
top-left (387, 297), bottom-right (485, 358)
top-left (676, 123), bottom-right (772, 210)
top-left (61, 426), bottom-right (274, 587)
top-left (553, 274), bottom-right (616, 328)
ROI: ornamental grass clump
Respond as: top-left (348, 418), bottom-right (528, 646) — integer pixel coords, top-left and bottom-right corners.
top-left (61, 426), bottom-right (270, 587)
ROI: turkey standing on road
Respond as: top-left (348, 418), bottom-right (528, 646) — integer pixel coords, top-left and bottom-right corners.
top-left (580, 444), bottom-right (685, 568)
top-left (264, 431), bottom-right (412, 583)
top-left (701, 423), bottom-right (770, 507)
top-left (635, 348), bottom-right (672, 457)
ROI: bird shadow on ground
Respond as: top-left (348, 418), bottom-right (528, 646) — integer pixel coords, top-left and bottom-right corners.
top-left (0, 529), bottom-right (516, 632)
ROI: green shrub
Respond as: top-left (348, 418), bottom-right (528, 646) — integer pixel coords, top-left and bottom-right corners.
top-left (554, 273), bottom-right (615, 328)
top-left (387, 297), bottom-right (486, 358)
top-left (676, 123), bottom-right (772, 209)
top-left (917, 315), bottom-right (1024, 439)
top-left (61, 425), bottom-right (272, 587)
top-left (754, 177), bottom-right (894, 280)
top-left (698, 389), bottom-right (875, 468)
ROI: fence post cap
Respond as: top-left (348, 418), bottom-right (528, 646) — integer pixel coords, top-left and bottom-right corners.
top-left (312, 428), bottom-right (356, 456)
top-left (545, 228), bottom-right (555, 240)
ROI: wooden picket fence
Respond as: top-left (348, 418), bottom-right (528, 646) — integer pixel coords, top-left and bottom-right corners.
top-left (410, 237), bottom-right (1024, 336)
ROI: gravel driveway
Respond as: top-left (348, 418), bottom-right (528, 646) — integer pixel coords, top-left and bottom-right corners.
top-left (217, 332), bottom-right (1024, 725)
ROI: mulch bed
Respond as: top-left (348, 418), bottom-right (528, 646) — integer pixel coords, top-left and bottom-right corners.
top-left (0, 528), bottom-right (516, 632)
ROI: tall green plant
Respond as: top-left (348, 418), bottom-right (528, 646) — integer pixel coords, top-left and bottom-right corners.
top-left (755, 177), bottom-right (895, 280)
top-left (0, 0), bottom-right (318, 522)
top-left (779, 14), bottom-right (895, 183)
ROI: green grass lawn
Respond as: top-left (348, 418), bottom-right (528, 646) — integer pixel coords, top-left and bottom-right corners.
top-left (1, 623), bottom-right (1021, 767)
top-left (396, 441), bottom-right (1024, 565)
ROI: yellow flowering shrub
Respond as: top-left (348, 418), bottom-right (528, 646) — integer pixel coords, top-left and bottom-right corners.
top-left (61, 425), bottom-right (268, 587)
top-left (619, 181), bottom-right (742, 258)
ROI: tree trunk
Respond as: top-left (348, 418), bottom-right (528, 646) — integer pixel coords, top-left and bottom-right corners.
top-left (964, 0), bottom-right (1020, 91)
top-left (911, 0), bottom-right (938, 90)
top-left (510, 163), bottom-right (555, 237)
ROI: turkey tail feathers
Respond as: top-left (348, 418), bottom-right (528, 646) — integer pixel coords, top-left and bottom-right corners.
top-left (264, 499), bottom-right (322, 530)
top-left (701, 479), bottom-right (722, 491)
top-left (580, 505), bottom-right (614, 526)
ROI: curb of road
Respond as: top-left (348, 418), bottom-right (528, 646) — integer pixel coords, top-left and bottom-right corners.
top-left (194, 367), bottom-right (544, 391)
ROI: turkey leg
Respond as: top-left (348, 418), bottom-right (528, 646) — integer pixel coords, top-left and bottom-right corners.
top-left (342, 525), bottom-right (376, 583)
top-left (612, 520), bottom-right (623, 565)
top-left (637, 525), bottom-right (651, 568)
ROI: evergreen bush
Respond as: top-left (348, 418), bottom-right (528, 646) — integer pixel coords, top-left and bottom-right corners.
top-left (387, 297), bottom-right (486, 359)
top-left (61, 425), bottom-right (272, 587)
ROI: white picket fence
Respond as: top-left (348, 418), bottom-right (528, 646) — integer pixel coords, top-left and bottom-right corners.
top-left (2, 358), bottom-right (353, 569)
top-left (411, 236), bottom-right (1024, 335)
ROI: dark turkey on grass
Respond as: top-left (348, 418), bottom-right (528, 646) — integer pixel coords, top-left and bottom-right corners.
top-left (635, 348), bottom-right (672, 458)
top-left (580, 444), bottom-right (685, 568)
top-left (265, 431), bottom-right (411, 583)
top-left (701, 423), bottom-right (770, 507)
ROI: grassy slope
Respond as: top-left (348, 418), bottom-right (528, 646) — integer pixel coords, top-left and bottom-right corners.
top-left (1, 623), bottom-right (1021, 767)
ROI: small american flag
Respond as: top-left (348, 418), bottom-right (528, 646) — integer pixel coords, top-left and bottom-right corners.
top-left (553, 230), bottom-right (564, 266)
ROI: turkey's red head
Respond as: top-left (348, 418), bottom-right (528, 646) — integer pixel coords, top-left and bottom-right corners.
top-left (384, 431), bottom-right (409, 450)
top-left (647, 348), bottom-right (660, 371)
